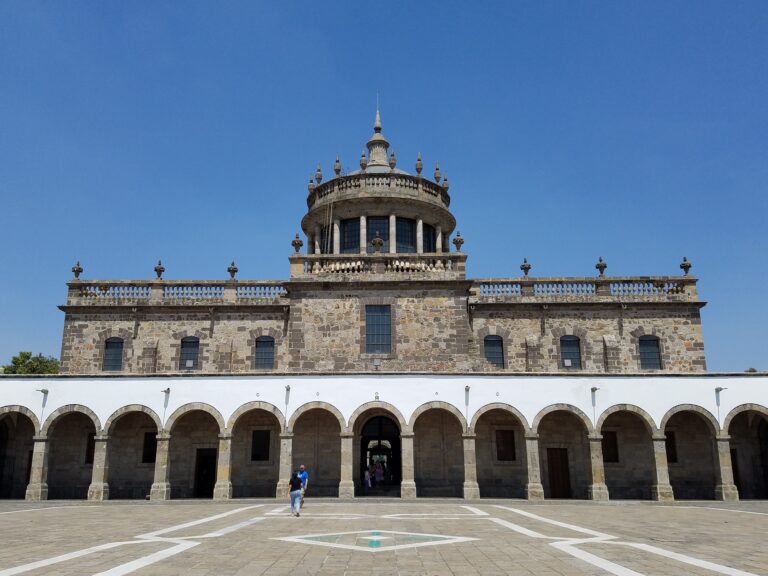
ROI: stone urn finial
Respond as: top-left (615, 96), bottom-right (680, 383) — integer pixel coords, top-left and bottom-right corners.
top-left (389, 151), bottom-right (397, 169)
top-left (370, 231), bottom-right (384, 253)
top-left (71, 260), bottom-right (83, 279)
top-left (434, 161), bottom-right (441, 184)
top-left (307, 177), bottom-right (315, 193)
top-left (442, 173), bottom-right (449, 190)
top-left (595, 257), bottom-right (607, 276)
top-left (415, 152), bottom-right (423, 175)
top-left (154, 260), bottom-right (165, 280)
top-left (360, 150), bottom-right (367, 170)
top-left (291, 233), bottom-right (304, 254)
top-left (227, 261), bottom-right (238, 280)
top-left (334, 154), bottom-right (341, 176)
top-left (520, 258), bottom-right (532, 277)
top-left (314, 163), bottom-right (323, 184)
top-left (680, 256), bottom-right (692, 275)
top-left (452, 232), bottom-right (464, 252)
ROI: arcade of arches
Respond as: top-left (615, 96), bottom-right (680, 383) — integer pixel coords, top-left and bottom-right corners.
top-left (2, 404), bottom-right (766, 502)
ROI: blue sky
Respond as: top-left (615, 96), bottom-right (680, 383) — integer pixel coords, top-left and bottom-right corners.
top-left (1, 2), bottom-right (766, 371)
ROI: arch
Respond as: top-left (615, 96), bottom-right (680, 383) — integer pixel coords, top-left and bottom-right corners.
top-left (227, 401), bottom-right (285, 431)
top-left (42, 404), bottom-right (101, 436)
top-left (348, 401), bottom-right (407, 433)
top-left (104, 404), bottom-right (162, 435)
top-left (724, 404), bottom-right (768, 433)
top-left (660, 404), bottom-right (720, 435)
top-left (408, 401), bottom-right (467, 432)
top-left (596, 404), bottom-right (659, 436)
top-left (288, 401), bottom-right (346, 432)
top-left (0, 405), bottom-right (40, 434)
top-left (165, 403), bottom-right (225, 434)
top-left (470, 402), bottom-right (530, 432)
top-left (532, 404), bottom-right (593, 435)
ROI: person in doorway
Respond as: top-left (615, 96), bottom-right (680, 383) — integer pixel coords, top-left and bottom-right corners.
top-left (374, 461), bottom-right (384, 485)
top-left (363, 468), bottom-right (371, 496)
top-left (298, 464), bottom-right (309, 507)
top-left (289, 472), bottom-right (302, 517)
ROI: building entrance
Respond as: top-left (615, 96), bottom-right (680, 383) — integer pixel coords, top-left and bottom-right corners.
top-left (193, 448), bottom-right (217, 498)
top-left (360, 416), bottom-right (401, 496)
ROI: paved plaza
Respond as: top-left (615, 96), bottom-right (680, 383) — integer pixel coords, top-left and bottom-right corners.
top-left (0, 500), bottom-right (767, 576)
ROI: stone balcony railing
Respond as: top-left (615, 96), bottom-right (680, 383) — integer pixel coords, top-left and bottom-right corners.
top-left (307, 172), bottom-right (450, 210)
top-left (64, 280), bottom-right (288, 306)
top-left (289, 252), bottom-right (467, 280)
top-left (470, 276), bottom-right (699, 304)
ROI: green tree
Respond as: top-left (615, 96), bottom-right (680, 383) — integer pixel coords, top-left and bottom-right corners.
top-left (2, 352), bottom-right (60, 374)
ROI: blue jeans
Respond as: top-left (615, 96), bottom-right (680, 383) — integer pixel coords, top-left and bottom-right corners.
top-left (290, 489), bottom-right (302, 514)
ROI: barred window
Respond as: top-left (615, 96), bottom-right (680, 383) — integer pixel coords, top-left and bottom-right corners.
top-left (423, 224), bottom-right (437, 252)
top-left (102, 338), bottom-right (124, 371)
top-left (560, 336), bottom-right (581, 369)
top-left (255, 336), bottom-right (275, 369)
top-left (366, 217), bottom-right (389, 253)
top-left (340, 218), bottom-right (360, 254)
top-left (251, 430), bottom-right (271, 461)
top-left (495, 429), bottom-right (515, 461)
top-left (179, 337), bottom-right (200, 370)
top-left (396, 217), bottom-right (416, 253)
top-left (639, 336), bottom-right (662, 370)
top-left (366, 305), bottom-right (391, 354)
top-left (602, 431), bottom-right (619, 463)
top-left (484, 336), bottom-right (504, 368)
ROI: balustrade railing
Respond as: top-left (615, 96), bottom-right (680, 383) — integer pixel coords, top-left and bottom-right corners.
top-left (290, 252), bottom-right (466, 278)
top-left (309, 173), bottom-right (450, 209)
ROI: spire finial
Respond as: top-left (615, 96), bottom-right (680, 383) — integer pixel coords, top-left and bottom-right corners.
top-left (389, 150), bottom-right (396, 169)
top-left (374, 108), bottom-right (382, 132)
top-left (315, 163), bottom-right (322, 184)
top-left (334, 154), bottom-right (341, 176)
top-left (434, 161), bottom-right (441, 183)
top-left (360, 150), bottom-right (368, 170)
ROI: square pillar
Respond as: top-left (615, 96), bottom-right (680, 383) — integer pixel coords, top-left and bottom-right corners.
top-left (416, 219), bottom-right (424, 254)
top-left (389, 214), bottom-right (397, 254)
top-left (587, 435), bottom-right (610, 500)
top-left (339, 433), bottom-right (355, 498)
top-left (462, 433), bottom-right (480, 499)
top-left (715, 435), bottom-right (739, 501)
top-left (214, 434), bottom-right (233, 500)
top-left (435, 226), bottom-right (443, 254)
top-left (25, 436), bottom-right (49, 501)
top-left (400, 433), bottom-right (416, 499)
top-left (276, 433), bottom-right (293, 498)
top-left (87, 435), bottom-right (110, 501)
top-left (359, 216), bottom-right (367, 254)
top-left (651, 434), bottom-right (674, 501)
top-left (314, 225), bottom-right (321, 254)
top-left (150, 434), bottom-right (171, 500)
top-left (332, 219), bottom-right (341, 254)
top-left (524, 434), bottom-right (544, 500)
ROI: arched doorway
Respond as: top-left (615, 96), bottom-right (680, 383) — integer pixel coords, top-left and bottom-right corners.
top-left (230, 409), bottom-right (281, 497)
top-left (664, 410), bottom-right (717, 500)
top-left (292, 409), bottom-right (341, 497)
top-left (600, 411), bottom-right (655, 499)
top-left (168, 410), bottom-right (220, 499)
top-left (48, 412), bottom-right (96, 499)
top-left (0, 412), bottom-right (35, 498)
top-left (357, 415), bottom-right (401, 496)
top-left (414, 408), bottom-right (464, 497)
top-left (475, 409), bottom-right (527, 498)
top-left (537, 410), bottom-right (590, 499)
top-left (728, 410), bottom-right (768, 499)
top-left (107, 412), bottom-right (159, 499)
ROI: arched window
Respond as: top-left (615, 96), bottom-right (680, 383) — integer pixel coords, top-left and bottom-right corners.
top-left (639, 335), bottom-right (662, 370)
top-left (484, 336), bottom-right (504, 368)
top-left (254, 336), bottom-right (275, 369)
top-left (560, 336), bottom-right (581, 369)
top-left (179, 337), bottom-right (200, 370)
top-left (102, 337), bottom-right (124, 371)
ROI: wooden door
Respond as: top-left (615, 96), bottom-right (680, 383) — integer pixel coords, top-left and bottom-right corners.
top-left (547, 448), bottom-right (571, 498)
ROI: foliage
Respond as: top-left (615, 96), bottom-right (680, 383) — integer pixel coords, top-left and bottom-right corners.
top-left (2, 352), bottom-right (60, 374)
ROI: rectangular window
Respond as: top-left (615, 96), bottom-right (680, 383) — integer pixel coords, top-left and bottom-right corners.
top-left (319, 225), bottom-right (334, 254)
top-left (639, 337), bottom-right (662, 370)
top-left (396, 217), bottom-right (416, 253)
top-left (179, 338), bottom-right (200, 370)
top-left (665, 431), bottom-right (678, 463)
top-left (340, 218), bottom-right (360, 254)
top-left (602, 431), bottom-right (619, 463)
top-left (560, 337), bottom-right (582, 369)
top-left (423, 224), bottom-right (436, 252)
top-left (85, 432), bottom-right (95, 464)
top-left (142, 432), bottom-right (157, 464)
top-left (484, 336), bottom-right (504, 368)
top-left (366, 217), bottom-right (389, 253)
top-left (103, 339), bottom-right (124, 371)
top-left (365, 305), bottom-right (391, 354)
top-left (495, 429), bottom-right (516, 461)
top-left (254, 337), bottom-right (275, 369)
top-left (251, 430), bottom-right (271, 461)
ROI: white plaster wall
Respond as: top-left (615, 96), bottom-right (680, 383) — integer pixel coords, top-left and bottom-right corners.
top-left (1, 374), bottom-right (767, 435)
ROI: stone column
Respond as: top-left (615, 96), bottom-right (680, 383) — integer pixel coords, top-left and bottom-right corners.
top-left (462, 433), bottom-right (480, 499)
top-left (714, 435), bottom-right (739, 501)
top-left (25, 436), bottom-right (49, 501)
top-left (400, 432), bottom-right (416, 499)
top-left (524, 433), bottom-right (544, 500)
top-left (275, 432), bottom-right (293, 498)
top-left (87, 435), bottom-right (110, 501)
top-left (389, 214), bottom-right (397, 254)
top-left (435, 226), bottom-right (443, 254)
top-left (314, 225), bottom-right (321, 254)
top-left (150, 433), bottom-right (171, 500)
top-left (339, 433), bottom-right (355, 498)
top-left (587, 434), bottom-right (610, 500)
top-left (213, 433), bottom-right (233, 500)
top-left (416, 219), bottom-right (424, 254)
top-left (359, 215), bottom-right (367, 254)
top-left (650, 434), bottom-right (674, 501)
top-left (332, 218), bottom-right (340, 255)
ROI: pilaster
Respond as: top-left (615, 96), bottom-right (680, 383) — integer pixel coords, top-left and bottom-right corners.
top-left (651, 434), bottom-right (674, 501)
top-left (276, 432), bottom-right (293, 498)
top-left (359, 215), bottom-right (367, 254)
top-left (400, 432), bottom-right (416, 499)
top-left (389, 214), bottom-right (396, 254)
top-left (524, 433), bottom-right (544, 500)
top-left (714, 435), bottom-right (739, 501)
top-left (339, 433), bottom-right (355, 498)
top-left (25, 436), bottom-right (49, 501)
top-left (150, 433), bottom-right (171, 500)
top-left (213, 433), bottom-right (233, 500)
top-left (462, 433), bottom-right (480, 499)
top-left (87, 435), bottom-right (110, 501)
top-left (587, 435), bottom-right (610, 501)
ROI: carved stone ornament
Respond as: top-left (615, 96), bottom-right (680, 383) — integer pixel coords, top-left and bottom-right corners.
top-left (71, 261), bottom-right (83, 279)
top-left (680, 256), bottom-right (692, 275)
top-left (520, 258), bottom-right (532, 277)
top-left (452, 232), bottom-right (464, 252)
top-left (154, 260), bottom-right (165, 280)
top-left (227, 261), bottom-right (238, 280)
top-left (595, 257), bottom-right (607, 276)
top-left (415, 152), bottom-right (423, 175)
top-left (291, 233), bottom-right (304, 254)
top-left (370, 231), bottom-right (384, 253)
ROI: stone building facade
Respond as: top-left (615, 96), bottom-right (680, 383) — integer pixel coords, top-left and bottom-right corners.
top-left (2, 114), bottom-right (765, 505)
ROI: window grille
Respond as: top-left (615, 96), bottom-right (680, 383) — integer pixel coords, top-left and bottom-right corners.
top-left (255, 336), bottom-right (275, 369)
top-left (366, 217), bottom-right (389, 253)
top-left (560, 336), bottom-right (581, 369)
top-left (484, 336), bottom-right (504, 368)
top-left (639, 336), bottom-right (662, 370)
top-left (366, 305), bottom-right (391, 354)
top-left (179, 337), bottom-right (200, 370)
top-left (396, 217), bottom-right (416, 253)
top-left (340, 219), bottom-right (360, 253)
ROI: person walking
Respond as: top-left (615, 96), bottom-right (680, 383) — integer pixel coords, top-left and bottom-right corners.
top-left (298, 464), bottom-right (309, 508)
top-left (289, 472), bottom-right (302, 517)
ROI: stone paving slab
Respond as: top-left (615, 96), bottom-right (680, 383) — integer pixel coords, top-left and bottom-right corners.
top-left (0, 500), bottom-right (767, 575)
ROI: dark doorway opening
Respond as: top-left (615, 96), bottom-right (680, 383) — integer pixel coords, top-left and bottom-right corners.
top-left (0, 420), bottom-right (8, 497)
top-left (760, 419), bottom-right (768, 497)
top-left (194, 448), bottom-right (217, 498)
top-left (547, 448), bottom-right (572, 498)
top-left (360, 416), bottom-right (401, 497)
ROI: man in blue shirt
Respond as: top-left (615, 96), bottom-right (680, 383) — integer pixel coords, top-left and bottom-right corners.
top-left (297, 464), bottom-right (309, 507)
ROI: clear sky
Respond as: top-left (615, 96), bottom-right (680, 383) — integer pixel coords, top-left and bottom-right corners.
top-left (1, 2), bottom-right (766, 372)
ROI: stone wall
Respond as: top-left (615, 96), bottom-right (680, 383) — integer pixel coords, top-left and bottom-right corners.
top-left (107, 412), bottom-right (157, 499)
top-left (168, 411), bottom-right (219, 499)
top-left (474, 409), bottom-right (527, 498)
top-left (47, 413), bottom-right (95, 499)
top-left (230, 409), bottom-right (281, 497)
top-left (413, 409), bottom-right (464, 497)
top-left (601, 412), bottom-right (655, 499)
top-left (666, 412), bottom-right (717, 499)
top-left (291, 409), bottom-right (341, 496)
top-left (537, 411), bottom-right (591, 499)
